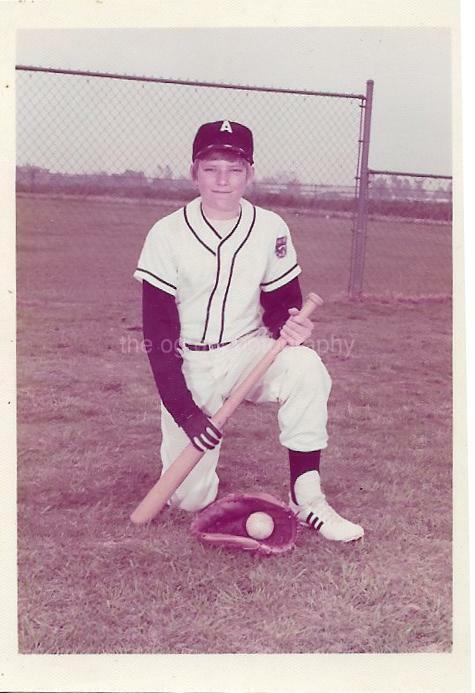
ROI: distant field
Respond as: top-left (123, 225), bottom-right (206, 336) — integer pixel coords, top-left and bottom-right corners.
top-left (16, 192), bottom-right (452, 301)
top-left (16, 194), bottom-right (452, 654)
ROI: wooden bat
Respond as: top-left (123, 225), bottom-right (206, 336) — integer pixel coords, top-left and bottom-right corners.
top-left (130, 292), bottom-right (324, 524)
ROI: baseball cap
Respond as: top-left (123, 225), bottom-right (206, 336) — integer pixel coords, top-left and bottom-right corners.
top-left (192, 120), bottom-right (254, 164)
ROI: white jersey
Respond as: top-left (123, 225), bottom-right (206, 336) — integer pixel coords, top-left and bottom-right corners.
top-left (134, 197), bottom-right (301, 345)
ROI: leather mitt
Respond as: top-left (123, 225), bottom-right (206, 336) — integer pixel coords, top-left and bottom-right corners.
top-left (190, 492), bottom-right (298, 556)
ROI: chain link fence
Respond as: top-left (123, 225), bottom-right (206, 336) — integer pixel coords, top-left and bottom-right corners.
top-left (358, 170), bottom-right (452, 300)
top-left (368, 170), bottom-right (452, 222)
top-left (15, 66), bottom-right (452, 299)
top-left (16, 66), bottom-right (364, 210)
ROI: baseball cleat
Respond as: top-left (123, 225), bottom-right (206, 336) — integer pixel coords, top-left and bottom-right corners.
top-left (289, 471), bottom-right (364, 542)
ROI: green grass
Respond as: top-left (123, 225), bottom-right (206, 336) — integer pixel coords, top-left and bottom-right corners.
top-left (16, 194), bottom-right (452, 653)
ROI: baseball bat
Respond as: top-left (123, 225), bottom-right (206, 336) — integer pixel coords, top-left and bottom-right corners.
top-left (130, 292), bottom-right (324, 524)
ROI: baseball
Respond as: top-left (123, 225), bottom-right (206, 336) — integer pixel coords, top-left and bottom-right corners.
top-left (245, 511), bottom-right (275, 540)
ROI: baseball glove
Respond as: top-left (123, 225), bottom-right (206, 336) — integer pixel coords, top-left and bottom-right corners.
top-left (190, 492), bottom-right (298, 556)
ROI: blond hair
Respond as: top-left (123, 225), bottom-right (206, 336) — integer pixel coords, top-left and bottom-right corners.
top-left (190, 152), bottom-right (253, 181)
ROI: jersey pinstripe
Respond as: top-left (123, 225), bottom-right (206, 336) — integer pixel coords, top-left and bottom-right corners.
top-left (134, 197), bottom-right (301, 344)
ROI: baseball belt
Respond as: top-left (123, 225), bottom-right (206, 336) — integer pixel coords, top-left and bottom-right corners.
top-left (184, 328), bottom-right (259, 352)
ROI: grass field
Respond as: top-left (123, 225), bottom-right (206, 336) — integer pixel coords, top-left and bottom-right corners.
top-left (16, 194), bottom-right (452, 654)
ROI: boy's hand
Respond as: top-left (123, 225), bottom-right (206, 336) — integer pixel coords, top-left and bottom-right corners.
top-left (181, 409), bottom-right (223, 452)
top-left (280, 307), bottom-right (314, 346)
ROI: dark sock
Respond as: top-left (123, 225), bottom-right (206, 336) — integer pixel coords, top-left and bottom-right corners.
top-left (288, 449), bottom-right (321, 503)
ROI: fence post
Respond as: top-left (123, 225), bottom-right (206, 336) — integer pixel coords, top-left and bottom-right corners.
top-left (348, 79), bottom-right (374, 299)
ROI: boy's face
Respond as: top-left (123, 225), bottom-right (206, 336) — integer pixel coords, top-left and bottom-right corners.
top-left (191, 151), bottom-right (254, 217)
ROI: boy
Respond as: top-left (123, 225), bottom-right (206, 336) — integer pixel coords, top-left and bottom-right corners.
top-left (134, 120), bottom-right (363, 542)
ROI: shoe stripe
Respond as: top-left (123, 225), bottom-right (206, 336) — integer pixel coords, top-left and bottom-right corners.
top-left (303, 512), bottom-right (325, 531)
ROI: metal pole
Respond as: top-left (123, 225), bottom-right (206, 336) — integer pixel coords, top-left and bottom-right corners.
top-left (348, 79), bottom-right (374, 299)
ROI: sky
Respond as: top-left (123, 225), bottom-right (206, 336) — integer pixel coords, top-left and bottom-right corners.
top-left (16, 27), bottom-right (452, 181)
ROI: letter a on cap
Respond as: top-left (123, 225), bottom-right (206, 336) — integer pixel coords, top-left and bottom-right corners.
top-left (220, 120), bottom-right (233, 133)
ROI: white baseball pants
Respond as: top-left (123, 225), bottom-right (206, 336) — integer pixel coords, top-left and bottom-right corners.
top-left (160, 330), bottom-right (332, 512)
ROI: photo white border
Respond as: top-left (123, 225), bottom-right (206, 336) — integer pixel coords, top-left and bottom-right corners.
top-left (0, 1), bottom-right (468, 691)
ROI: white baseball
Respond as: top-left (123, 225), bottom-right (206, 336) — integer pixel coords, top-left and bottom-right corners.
top-left (245, 512), bottom-right (275, 540)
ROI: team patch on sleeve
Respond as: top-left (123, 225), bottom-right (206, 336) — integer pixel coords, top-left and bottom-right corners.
top-left (261, 216), bottom-right (301, 293)
top-left (275, 236), bottom-right (287, 258)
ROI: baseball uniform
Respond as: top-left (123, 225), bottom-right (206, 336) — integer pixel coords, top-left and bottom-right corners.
top-left (135, 198), bottom-right (331, 510)
top-left (133, 119), bottom-right (364, 541)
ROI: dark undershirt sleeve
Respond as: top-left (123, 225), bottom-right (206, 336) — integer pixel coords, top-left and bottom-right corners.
top-left (142, 280), bottom-right (200, 426)
top-left (260, 277), bottom-right (303, 339)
